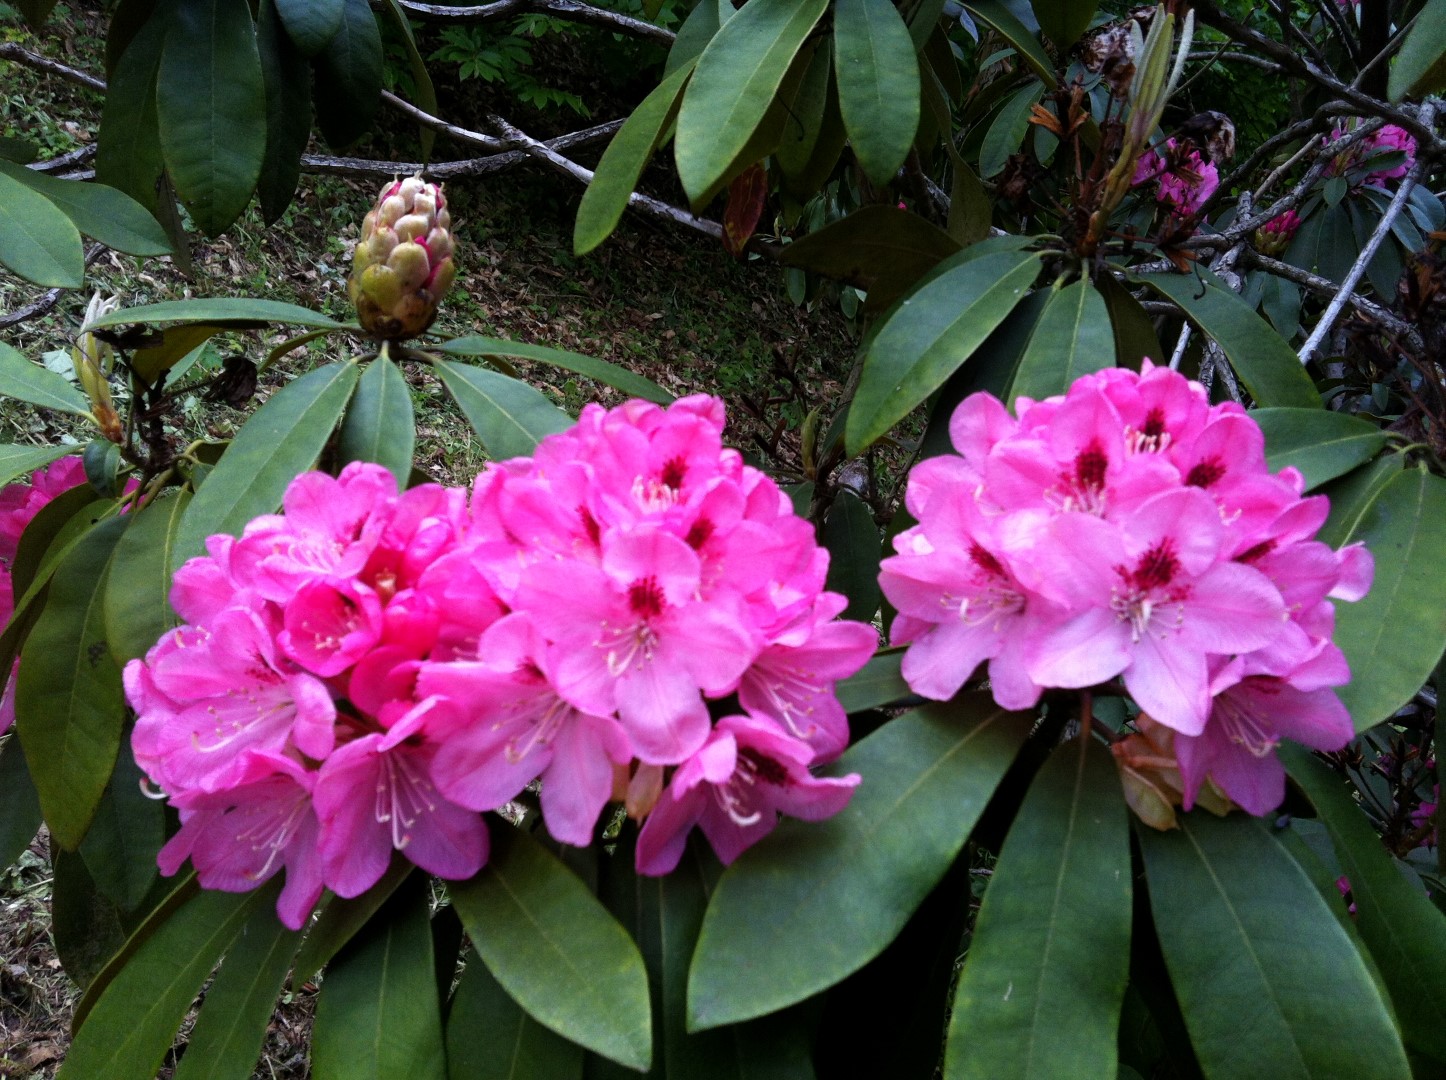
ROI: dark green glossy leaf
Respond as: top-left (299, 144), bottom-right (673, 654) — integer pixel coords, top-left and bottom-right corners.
top-left (0, 735), bottom-right (42, 869)
top-left (450, 825), bottom-right (653, 1072)
top-left (15, 516), bottom-right (128, 850)
top-left (312, 877), bottom-right (446, 1080)
top-left (834, 0), bottom-right (920, 186)
top-left (52, 849), bottom-right (128, 990)
top-left (104, 490), bottom-right (191, 665)
top-left (944, 738), bottom-right (1130, 1079)
top-left (0, 169), bottom-right (84, 287)
top-left (776, 39), bottom-right (832, 183)
top-left (1138, 814), bottom-right (1410, 1079)
top-left (979, 82), bottom-right (1043, 179)
top-left (1328, 468), bottom-right (1446, 732)
top-left (13, 0), bottom-right (60, 26)
top-left (666, 0), bottom-right (731, 76)
top-left (0, 444), bottom-right (74, 488)
top-left (1010, 278), bottom-right (1113, 406)
top-left (1030, 0), bottom-right (1096, 49)
top-left (257, 0), bottom-right (313, 224)
top-left (444, 956), bottom-right (585, 1080)
top-left (157, 0), bottom-right (267, 235)
top-left (778, 206), bottom-right (962, 313)
top-left (0, 162), bottom-right (170, 256)
top-left (84, 297), bottom-right (346, 334)
top-left (172, 900), bottom-right (303, 1080)
top-left (0, 341), bottom-right (91, 418)
top-left (292, 859), bottom-right (414, 987)
top-left (688, 696), bottom-right (1032, 1029)
top-left (175, 361), bottom-right (359, 561)
top-left (312, 0), bottom-right (383, 150)
top-left (835, 651), bottom-right (908, 714)
top-left (437, 337), bottom-right (673, 405)
top-left (823, 489), bottom-right (881, 623)
top-left (1316, 453), bottom-right (1405, 549)
top-left (1389, 0), bottom-right (1446, 100)
top-left (96, 5), bottom-right (170, 213)
top-left (59, 886), bottom-right (266, 1079)
top-left (78, 748), bottom-right (163, 911)
top-left (1283, 746), bottom-right (1446, 1067)
top-left (434, 361), bottom-right (572, 462)
top-left (82, 440), bottom-right (122, 498)
top-left (0, 138), bottom-right (38, 164)
top-left (1096, 271), bottom-right (1161, 368)
top-left (1253, 408), bottom-right (1390, 491)
top-left (575, 62), bottom-right (695, 256)
top-left (275, 0), bottom-right (343, 54)
top-left (1133, 272), bottom-right (1320, 409)
top-left (674, 0), bottom-right (828, 203)
top-left (962, 0), bottom-right (1054, 82)
top-left (338, 356), bottom-right (415, 488)
top-left (846, 249), bottom-right (1041, 454)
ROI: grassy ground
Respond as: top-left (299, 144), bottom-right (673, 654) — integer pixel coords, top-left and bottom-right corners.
top-left (0, 4), bottom-right (862, 1078)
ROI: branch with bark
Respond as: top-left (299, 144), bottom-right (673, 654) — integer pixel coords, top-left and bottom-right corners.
top-left (394, 0), bottom-right (674, 45)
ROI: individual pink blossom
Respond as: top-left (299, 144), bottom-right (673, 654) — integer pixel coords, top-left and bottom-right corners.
top-left (635, 715), bottom-right (860, 875)
top-left (880, 362), bottom-right (1370, 820)
top-left (1328, 120), bottom-right (1417, 187)
top-left (1132, 138), bottom-right (1219, 219)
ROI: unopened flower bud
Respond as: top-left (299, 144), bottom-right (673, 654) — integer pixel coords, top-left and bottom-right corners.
top-left (349, 174), bottom-right (457, 341)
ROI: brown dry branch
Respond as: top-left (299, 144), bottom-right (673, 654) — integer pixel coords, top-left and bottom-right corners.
top-left (394, 0), bottom-right (674, 45)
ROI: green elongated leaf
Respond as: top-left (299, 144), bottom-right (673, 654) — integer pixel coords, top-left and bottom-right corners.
top-left (835, 651), bottom-right (908, 714)
top-left (1138, 814), bottom-right (1410, 1079)
top-left (312, 0), bottom-right (383, 149)
top-left (575, 62), bottom-right (695, 256)
top-left (0, 138), bottom-right (38, 163)
top-left (15, 517), bottom-right (128, 851)
top-left (52, 848), bottom-right (129, 990)
top-left (779, 205), bottom-right (962, 313)
top-left (175, 361), bottom-right (358, 561)
top-left (257, 0), bottom-right (313, 224)
top-left (846, 249), bottom-right (1041, 454)
top-left (312, 877), bottom-right (446, 1080)
top-left (1029, 0), bottom-right (1096, 49)
top-left (666, 0), bottom-right (729, 76)
top-left (434, 361), bottom-right (572, 462)
top-left (1133, 273), bottom-right (1320, 409)
top-left (130, 324), bottom-right (245, 387)
top-left (0, 735), bottom-right (42, 868)
top-left (445, 955), bottom-right (585, 1080)
top-left (776, 39), bottom-right (832, 181)
top-left (338, 356), bottom-right (415, 488)
top-left (14, 0), bottom-right (60, 25)
top-left (1253, 408), bottom-right (1390, 491)
top-left (1010, 278), bottom-right (1113, 406)
top-left (0, 342), bottom-right (92, 418)
top-left (275, 0), bottom-right (343, 54)
top-left (437, 337), bottom-right (673, 405)
top-left (688, 696), bottom-right (1033, 1029)
top-left (962, 0), bottom-right (1055, 83)
top-left (834, 0), bottom-right (920, 186)
top-left (675, 0), bottom-right (829, 203)
top-left (84, 297), bottom-right (346, 333)
top-left (60, 886), bottom-right (266, 1079)
top-left (823, 489), bottom-right (882, 623)
top-left (104, 490), bottom-right (191, 665)
top-left (292, 859), bottom-right (414, 987)
top-left (0, 162), bottom-right (169, 256)
top-left (1389, 0), bottom-right (1446, 100)
top-left (1329, 468), bottom-right (1446, 732)
top-left (157, 0), bottom-right (267, 236)
top-left (0, 169), bottom-right (84, 287)
top-left (78, 748), bottom-right (163, 911)
top-left (947, 157), bottom-right (992, 247)
top-left (979, 82), bottom-right (1043, 179)
top-left (1096, 270), bottom-right (1161, 368)
top-left (173, 900), bottom-right (303, 1080)
top-left (1283, 746), bottom-right (1446, 1067)
top-left (944, 738), bottom-right (1130, 1080)
top-left (96, 4), bottom-right (170, 213)
top-left (1316, 453), bottom-right (1405, 549)
top-left (0, 444), bottom-right (74, 488)
top-left (450, 824), bottom-right (653, 1072)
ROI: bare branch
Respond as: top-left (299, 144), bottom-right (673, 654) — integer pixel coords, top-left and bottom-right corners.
top-left (0, 244), bottom-right (106, 330)
top-left (29, 144), bottom-right (97, 176)
top-left (1297, 103), bottom-right (1436, 364)
top-left (1184, 50), bottom-right (1283, 72)
top-left (383, 91), bottom-right (504, 153)
top-left (394, 0), bottom-right (674, 45)
top-left (1245, 249), bottom-right (1423, 349)
top-left (0, 42), bottom-right (105, 92)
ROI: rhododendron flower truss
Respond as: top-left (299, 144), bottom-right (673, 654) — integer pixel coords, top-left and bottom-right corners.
top-left (125, 397), bottom-right (875, 926)
top-left (879, 363), bottom-right (1373, 825)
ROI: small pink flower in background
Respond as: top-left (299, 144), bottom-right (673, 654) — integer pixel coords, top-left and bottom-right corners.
top-left (125, 398), bottom-right (874, 925)
top-left (1327, 120), bottom-right (1417, 187)
top-left (1255, 209), bottom-right (1301, 255)
top-left (1132, 138), bottom-right (1219, 221)
top-left (879, 362), bottom-right (1371, 823)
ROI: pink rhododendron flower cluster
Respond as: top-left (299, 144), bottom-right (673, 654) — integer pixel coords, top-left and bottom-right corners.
top-left (878, 362), bottom-right (1372, 820)
top-left (124, 395), bottom-right (874, 928)
top-left (1328, 120), bottom-right (1417, 187)
top-left (1255, 209), bottom-right (1302, 255)
top-left (0, 457), bottom-right (91, 734)
top-left (1132, 138), bottom-right (1220, 219)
